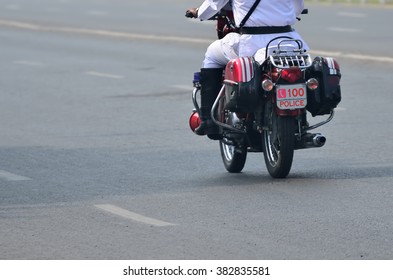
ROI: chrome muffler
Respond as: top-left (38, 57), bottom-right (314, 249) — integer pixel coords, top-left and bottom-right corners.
top-left (298, 133), bottom-right (326, 149)
top-left (312, 134), bottom-right (326, 147)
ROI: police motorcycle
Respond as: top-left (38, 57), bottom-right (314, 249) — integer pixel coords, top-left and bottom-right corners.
top-left (186, 8), bottom-right (341, 178)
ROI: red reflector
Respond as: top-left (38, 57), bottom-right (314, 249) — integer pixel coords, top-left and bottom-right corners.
top-left (189, 111), bottom-right (201, 133)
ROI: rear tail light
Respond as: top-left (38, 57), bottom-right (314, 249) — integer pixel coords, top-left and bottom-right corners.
top-left (280, 67), bottom-right (302, 83)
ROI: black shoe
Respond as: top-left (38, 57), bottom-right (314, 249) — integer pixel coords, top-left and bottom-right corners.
top-left (194, 119), bottom-right (218, 135)
top-left (207, 133), bottom-right (222, 140)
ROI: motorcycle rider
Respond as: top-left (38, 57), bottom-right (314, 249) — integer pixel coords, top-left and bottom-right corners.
top-left (186, 0), bottom-right (308, 137)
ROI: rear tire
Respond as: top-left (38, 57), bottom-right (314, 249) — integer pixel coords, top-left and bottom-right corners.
top-left (262, 107), bottom-right (296, 178)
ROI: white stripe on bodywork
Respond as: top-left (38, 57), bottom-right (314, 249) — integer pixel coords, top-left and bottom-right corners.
top-left (246, 57), bottom-right (253, 81)
top-left (239, 58), bottom-right (245, 82)
top-left (326, 57), bottom-right (337, 75)
top-left (240, 57), bottom-right (253, 82)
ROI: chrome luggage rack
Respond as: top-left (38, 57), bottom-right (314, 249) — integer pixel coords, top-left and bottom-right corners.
top-left (268, 39), bottom-right (312, 69)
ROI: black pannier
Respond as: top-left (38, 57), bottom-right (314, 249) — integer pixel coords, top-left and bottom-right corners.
top-left (223, 57), bottom-right (262, 112)
top-left (306, 56), bottom-right (342, 116)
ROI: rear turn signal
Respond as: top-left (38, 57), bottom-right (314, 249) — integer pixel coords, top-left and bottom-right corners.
top-left (262, 79), bottom-right (274, 91)
top-left (306, 78), bottom-right (319, 90)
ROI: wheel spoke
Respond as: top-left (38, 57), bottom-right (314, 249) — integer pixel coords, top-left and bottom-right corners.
top-left (218, 95), bottom-right (247, 173)
top-left (222, 139), bottom-right (235, 161)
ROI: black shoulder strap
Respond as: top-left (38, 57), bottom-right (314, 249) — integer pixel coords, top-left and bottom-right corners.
top-left (238, 0), bottom-right (261, 29)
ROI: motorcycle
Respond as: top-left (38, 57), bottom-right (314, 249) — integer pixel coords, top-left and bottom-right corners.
top-left (187, 9), bottom-right (342, 178)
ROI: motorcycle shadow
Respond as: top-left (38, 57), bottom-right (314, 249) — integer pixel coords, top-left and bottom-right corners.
top-left (190, 164), bottom-right (393, 189)
top-left (292, 164), bottom-right (393, 181)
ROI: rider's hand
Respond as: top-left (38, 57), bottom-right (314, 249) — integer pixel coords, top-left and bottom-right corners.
top-left (185, 8), bottom-right (198, 18)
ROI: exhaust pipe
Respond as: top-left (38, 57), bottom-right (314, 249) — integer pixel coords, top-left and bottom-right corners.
top-left (312, 134), bottom-right (326, 147)
top-left (300, 133), bottom-right (326, 148)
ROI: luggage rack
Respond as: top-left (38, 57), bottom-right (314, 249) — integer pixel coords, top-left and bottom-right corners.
top-left (269, 53), bottom-right (312, 69)
top-left (267, 38), bottom-right (313, 69)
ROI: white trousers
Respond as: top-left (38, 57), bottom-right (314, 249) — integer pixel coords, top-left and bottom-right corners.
top-left (202, 31), bottom-right (309, 68)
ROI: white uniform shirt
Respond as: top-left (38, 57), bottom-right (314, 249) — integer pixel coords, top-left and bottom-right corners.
top-left (198, 0), bottom-right (304, 27)
top-left (196, 0), bottom-right (309, 67)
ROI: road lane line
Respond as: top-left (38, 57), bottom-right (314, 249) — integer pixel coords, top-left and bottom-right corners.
top-left (87, 10), bottom-right (108, 16)
top-left (5, 5), bottom-right (20, 10)
top-left (171, 84), bottom-right (192, 91)
top-left (0, 170), bottom-right (31, 181)
top-left (0, 19), bottom-right (211, 44)
top-left (328, 27), bottom-right (362, 33)
top-left (337, 12), bottom-right (367, 18)
top-left (0, 19), bottom-right (392, 64)
top-left (343, 53), bottom-right (393, 63)
top-left (94, 204), bottom-right (175, 227)
top-left (308, 50), bottom-right (393, 64)
top-left (85, 71), bottom-right (124, 79)
top-left (14, 60), bottom-right (44, 66)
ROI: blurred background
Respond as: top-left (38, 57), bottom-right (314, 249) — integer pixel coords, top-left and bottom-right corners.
top-left (0, 0), bottom-right (392, 259)
top-left (311, 0), bottom-right (392, 4)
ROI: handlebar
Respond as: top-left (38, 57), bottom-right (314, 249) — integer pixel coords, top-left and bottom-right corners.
top-left (186, 7), bottom-right (307, 40)
top-left (186, 8), bottom-right (308, 21)
top-left (185, 11), bottom-right (195, 18)
top-left (185, 7), bottom-right (235, 19)
top-left (186, 8), bottom-right (308, 19)
top-left (297, 9), bottom-right (308, 20)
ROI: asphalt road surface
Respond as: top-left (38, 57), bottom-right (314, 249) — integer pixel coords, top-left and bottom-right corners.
top-left (0, 0), bottom-right (393, 259)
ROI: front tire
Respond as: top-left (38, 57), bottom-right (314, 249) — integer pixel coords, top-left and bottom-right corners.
top-left (216, 92), bottom-right (248, 173)
top-left (219, 139), bottom-right (247, 173)
top-left (263, 111), bottom-right (296, 178)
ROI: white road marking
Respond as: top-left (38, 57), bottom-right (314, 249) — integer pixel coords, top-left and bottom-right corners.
top-left (87, 10), bottom-right (108, 16)
top-left (337, 12), bottom-right (367, 18)
top-left (0, 19), bottom-right (391, 64)
top-left (13, 60), bottom-right (44, 66)
top-left (309, 50), bottom-right (393, 64)
top-left (187, 19), bottom-right (216, 26)
top-left (45, 7), bottom-right (62, 13)
top-left (171, 84), bottom-right (192, 91)
top-left (343, 53), bottom-right (393, 63)
top-left (94, 204), bottom-right (175, 227)
top-left (0, 19), bottom-right (211, 44)
top-left (328, 27), bottom-right (362, 33)
top-left (85, 71), bottom-right (124, 79)
top-left (0, 170), bottom-right (31, 181)
top-left (5, 4), bottom-right (20, 10)
top-left (308, 50), bottom-right (342, 57)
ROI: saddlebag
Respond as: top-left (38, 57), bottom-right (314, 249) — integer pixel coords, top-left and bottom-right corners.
top-left (306, 56), bottom-right (342, 116)
top-left (224, 57), bottom-right (261, 112)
